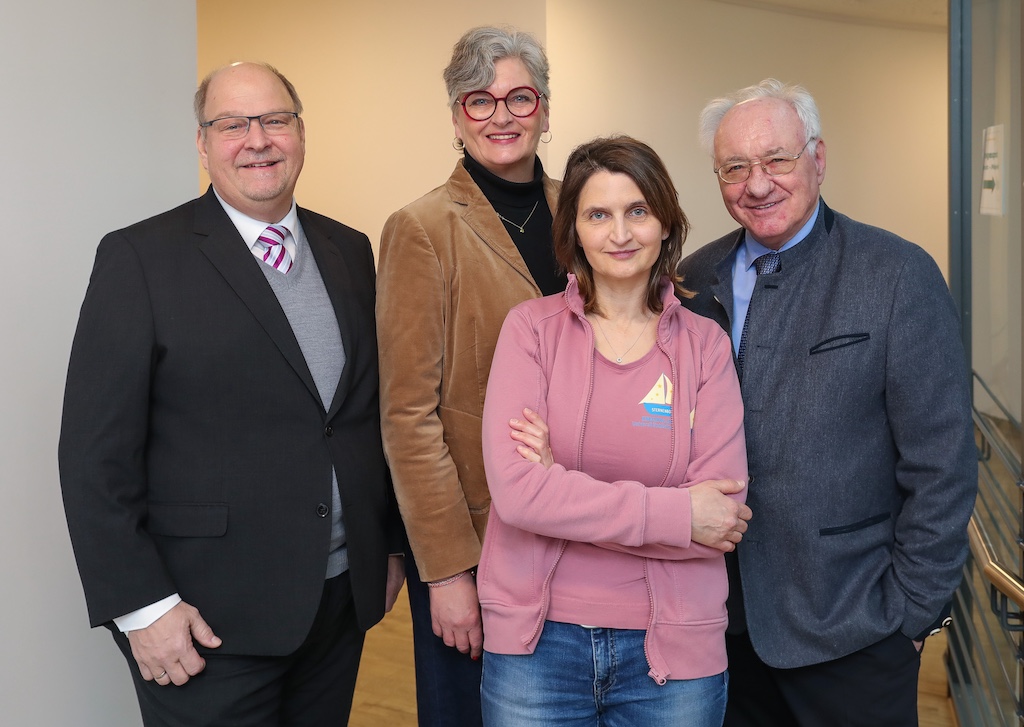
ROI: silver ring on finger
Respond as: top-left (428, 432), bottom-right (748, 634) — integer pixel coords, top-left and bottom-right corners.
top-left (156, 670), bottom-right (168, 680)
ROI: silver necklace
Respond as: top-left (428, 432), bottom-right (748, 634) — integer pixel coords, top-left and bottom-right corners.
top-left (496, 201), bottom-right (539, 234)
top-left (592, 311), bottom-right (654, 363)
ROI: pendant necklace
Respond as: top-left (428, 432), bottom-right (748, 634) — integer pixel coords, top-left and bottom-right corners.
top-left (593, 311), bottom-right (654, 363)
top-left (496, 201), bottom-right (539, 234)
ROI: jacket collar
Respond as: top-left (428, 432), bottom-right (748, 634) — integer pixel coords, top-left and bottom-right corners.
top-left (298, 207), bottom-right (359, 420)
top-left (565, 273), bottom-right (681, 345)
top-left (445, 160), bottom-right (557, 294)
top-left (772, 198), bottom-right (833, 273)
top-left (706, 198), bottom-right (834, 328)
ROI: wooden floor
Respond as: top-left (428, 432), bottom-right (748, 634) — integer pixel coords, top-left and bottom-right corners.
top-left (920, 631), bottom-right (959, 727)
top-left (351, 586), bottom-right (958, 726)
top-left (351, 585), bottom-right (417, 726)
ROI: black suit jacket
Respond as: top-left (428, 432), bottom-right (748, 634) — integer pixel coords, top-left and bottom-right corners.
top-left (59, 187), bottom-right (401, 655)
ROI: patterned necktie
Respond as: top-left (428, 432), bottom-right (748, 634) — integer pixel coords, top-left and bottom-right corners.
top-left (255, 224), bottom-right (293, 274)
top-left (736, 251), bottom-right (781, 375)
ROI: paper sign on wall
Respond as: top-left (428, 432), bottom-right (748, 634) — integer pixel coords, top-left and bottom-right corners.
top-left (980, 124), bottom-right (1005, 216)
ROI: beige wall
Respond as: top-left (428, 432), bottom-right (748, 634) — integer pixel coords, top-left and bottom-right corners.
top-left (547, 0), bottom-right (948, 268)
top-left (197, 0), bottom-right (948, 274)
top-left (0, 4), bottom-right (956, 724)
top-left (197, 0), bottom-right (548, 243)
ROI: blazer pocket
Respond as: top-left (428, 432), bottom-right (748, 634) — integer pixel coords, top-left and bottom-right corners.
top-left (819, 511), bottom-right (890, 537)
top-left (147, 502), bottom-right (228, 537)
top-left (809, 333), bottom-right (870, 355)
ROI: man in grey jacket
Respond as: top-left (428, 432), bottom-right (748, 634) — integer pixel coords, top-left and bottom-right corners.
top-left (678, 79), bottom-right (976, 725)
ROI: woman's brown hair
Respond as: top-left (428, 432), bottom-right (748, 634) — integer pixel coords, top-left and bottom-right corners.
top-left (552, 135), bottom-right (692, 315)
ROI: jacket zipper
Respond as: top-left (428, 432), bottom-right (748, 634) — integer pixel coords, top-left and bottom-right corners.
top-left (643, 309), bottom-right (676, 685)
top-left (643, 559), bottom-right (668, 684)
top-left (523, 539), bottom-right (569, 647)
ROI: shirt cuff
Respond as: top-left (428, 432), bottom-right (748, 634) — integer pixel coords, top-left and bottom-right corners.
top-left (113, 593), bottom-right (182, 633)
top-left (910, 601), bottom-right (953, 642)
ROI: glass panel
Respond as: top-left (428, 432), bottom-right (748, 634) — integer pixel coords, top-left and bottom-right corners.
top-left (971, 0), bottom-right (1022, 459)
top-left (955, 3), bottom-right (1024, 725)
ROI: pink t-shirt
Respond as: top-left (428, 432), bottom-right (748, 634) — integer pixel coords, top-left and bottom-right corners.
top-left (546, 345), bottom-right (675, 629)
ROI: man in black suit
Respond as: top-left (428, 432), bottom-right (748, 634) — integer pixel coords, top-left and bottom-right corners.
top-left (59, 61), bottom-right (404, 726)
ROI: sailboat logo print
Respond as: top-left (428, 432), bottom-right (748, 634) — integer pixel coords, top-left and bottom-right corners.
top-left (640, 373), bottom-right (672, 417)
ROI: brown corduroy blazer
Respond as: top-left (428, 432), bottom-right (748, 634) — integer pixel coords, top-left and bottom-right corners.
top-left (376, 160), bottom-right (559, 581)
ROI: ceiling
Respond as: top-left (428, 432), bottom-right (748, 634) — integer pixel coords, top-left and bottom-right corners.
top-left (710, 0), bottom-right (947, 31)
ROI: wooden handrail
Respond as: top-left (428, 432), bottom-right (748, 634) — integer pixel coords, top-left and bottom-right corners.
top-left (968, 515), bottom-right (1024, 609)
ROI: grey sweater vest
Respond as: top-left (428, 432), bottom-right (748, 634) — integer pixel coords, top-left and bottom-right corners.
top-left (259, 227), bottom-right (348, 578)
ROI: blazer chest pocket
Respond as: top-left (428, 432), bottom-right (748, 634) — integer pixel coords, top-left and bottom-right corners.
top-left (819, 511), bottom-right (890, 537)
top-left (147, 502), bottom-right (228, 537)
top-left (809, 333), bottom-right (870, 355)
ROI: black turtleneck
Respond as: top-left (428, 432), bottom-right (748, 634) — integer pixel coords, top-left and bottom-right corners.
top-left (462, 151), bottom-right (566, 297)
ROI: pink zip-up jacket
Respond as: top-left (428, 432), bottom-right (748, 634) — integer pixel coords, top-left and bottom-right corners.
top-left (479, 275), bottom-right (747, 683)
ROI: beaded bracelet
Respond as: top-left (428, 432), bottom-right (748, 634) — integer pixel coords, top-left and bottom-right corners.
top-left (427, 569), bottom-right (472, 588)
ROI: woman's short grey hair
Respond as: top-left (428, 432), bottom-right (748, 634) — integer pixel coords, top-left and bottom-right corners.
top-left (698, 78), bottom-right (821, 156)
top-left (443, 26), bottom-right (551, 110)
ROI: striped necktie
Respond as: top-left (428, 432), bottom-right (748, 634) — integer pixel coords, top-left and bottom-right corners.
top-left (255, 224), bottom-right (293, 274)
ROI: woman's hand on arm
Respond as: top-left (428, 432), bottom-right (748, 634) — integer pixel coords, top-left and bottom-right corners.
top-left (428, 573), bottom-right (483, 659)
top-left (509, 407), bottom-right (553, 468)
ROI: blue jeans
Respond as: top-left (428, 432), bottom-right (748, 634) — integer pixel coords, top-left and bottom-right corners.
top-left (481, 620), bottom-right (727, 727)
top-left (405, 551), bottom-right (483, 727)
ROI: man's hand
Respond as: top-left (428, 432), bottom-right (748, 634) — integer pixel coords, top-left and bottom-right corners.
top-left (428, 574), bottom-right (483, 659)
top-left (127, 601), bottom-right (221, 686)
top-left (690, 479), bottom-right (752, 552)
top-left (384, 554), bottom-right (406, 613)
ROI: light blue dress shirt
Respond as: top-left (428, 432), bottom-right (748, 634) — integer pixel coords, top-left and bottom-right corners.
top-left (730, 205), bottom-right (820, 355)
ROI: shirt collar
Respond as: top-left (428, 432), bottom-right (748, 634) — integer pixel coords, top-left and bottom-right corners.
top-left (212, 188), bottom-right (300, 258)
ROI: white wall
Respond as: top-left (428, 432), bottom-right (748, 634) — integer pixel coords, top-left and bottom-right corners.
top-left (0, 2), bottom-right (197, 725)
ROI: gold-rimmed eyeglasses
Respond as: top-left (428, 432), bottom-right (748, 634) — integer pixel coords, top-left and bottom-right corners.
top-left (714, 139), bottom-right (816, 184)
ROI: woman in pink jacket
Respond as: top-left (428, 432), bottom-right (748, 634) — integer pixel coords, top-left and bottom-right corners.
top-left (479, 136), bottom-right (750, 726)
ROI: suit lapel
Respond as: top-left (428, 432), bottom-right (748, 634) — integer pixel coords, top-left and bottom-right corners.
top-left (193, 189), bottom-right (322, 408)
top-left (448, 162), bottom-right (540, 293)
top-left (300, 209), bottom-right (356, 421)
top-left (710, 232), bottom-right (743, 335)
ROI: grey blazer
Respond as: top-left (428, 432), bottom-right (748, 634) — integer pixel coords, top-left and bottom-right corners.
top-left (678, 200), bottom-right (976, 669)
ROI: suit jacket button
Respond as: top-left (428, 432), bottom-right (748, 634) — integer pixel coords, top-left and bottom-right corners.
top-left (324, 425), bottom-right (334, 437)
top-left (316, 503), bottom-right (330, 517)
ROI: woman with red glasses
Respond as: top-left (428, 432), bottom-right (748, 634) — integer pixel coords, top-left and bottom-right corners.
top-left (376, 25), bottom-right (563, 726)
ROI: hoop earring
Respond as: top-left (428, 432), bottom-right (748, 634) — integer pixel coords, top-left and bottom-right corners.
top-left (452, 137), bottom-right (465, 152)
top-left (540, 131), bottom-right (552, 144)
